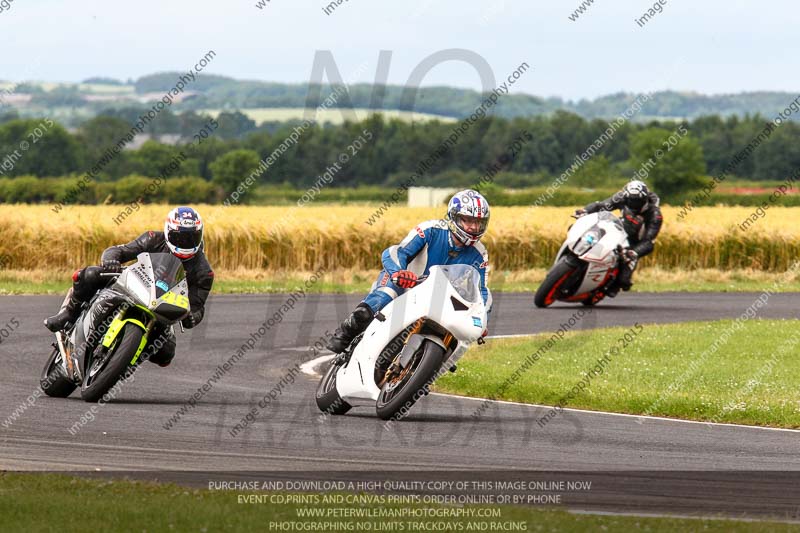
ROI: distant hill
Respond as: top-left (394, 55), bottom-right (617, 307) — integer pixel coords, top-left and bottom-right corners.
top-left (134, 73), bottom-right (798, 121)
top-left (2, 72), bottom-right (798, 126)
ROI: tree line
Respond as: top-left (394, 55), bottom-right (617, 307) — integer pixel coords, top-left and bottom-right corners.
top-left (1, 110), bottom-right (798, 203)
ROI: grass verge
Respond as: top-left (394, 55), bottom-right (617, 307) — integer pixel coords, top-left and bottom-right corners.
top-left (436, 319), bottom-right (800, 428)
top-left (0, 473), bottom-right (795, 532)
top-left (2, 268), bottom-right (800, 295)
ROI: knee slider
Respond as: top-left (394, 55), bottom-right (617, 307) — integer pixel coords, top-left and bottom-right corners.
top-left (353, 304), bottom-right (374, 327)
top-left (83, 266), bottom-right (104, 285)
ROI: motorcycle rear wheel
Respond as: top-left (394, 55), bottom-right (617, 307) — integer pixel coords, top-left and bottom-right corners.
top-left (40, 346), bottom-right (77, 398)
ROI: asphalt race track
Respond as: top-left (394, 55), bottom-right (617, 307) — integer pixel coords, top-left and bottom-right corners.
top-left (2, 292), bottom-right (799, 520)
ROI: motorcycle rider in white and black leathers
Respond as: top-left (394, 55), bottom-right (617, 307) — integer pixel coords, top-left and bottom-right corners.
top-left (44, 207), bottom-right (214, 367)
top-left (575, 180), bottom-right (663, 297)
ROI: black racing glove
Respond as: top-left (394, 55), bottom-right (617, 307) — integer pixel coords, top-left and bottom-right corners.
top-left (181, 310), bottom-right (202, 329)
top-left (102, 259), bottom-right (122, 273)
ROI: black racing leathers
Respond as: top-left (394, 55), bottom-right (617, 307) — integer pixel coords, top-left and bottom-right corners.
top-left (583, 192), bottom-right (663, 258)
top-left (101, 230), bottom-right (214, 325)
top-left (71, 231), bottom-right (213, 365)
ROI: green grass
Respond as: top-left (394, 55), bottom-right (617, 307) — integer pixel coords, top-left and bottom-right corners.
top-left (0, 273), bottom-right (372, 296)
top-left (1, 473), bottom-right (796, 532)
top-left (0, 279), bottom-right (69, 295)
top-left (437, 320), bottom-right (800, 428)
top-left (0, 279), bottom-right (365, 295)
top-left (213, 278), bottom-right (367, 294)
top-left (3, 269), bottom-right (800, 295)
top-left (643, 279), bottom-right (800, 291)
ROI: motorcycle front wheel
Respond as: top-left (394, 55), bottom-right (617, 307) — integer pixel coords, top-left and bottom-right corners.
top-left (534, 257), bottom-right (579, 308)
top-left (375, 339), bottom-right (445, 421)
top-left (315, 360), bottom-right (352, 415)
top-left (80, 323), bottom-right (143, 403)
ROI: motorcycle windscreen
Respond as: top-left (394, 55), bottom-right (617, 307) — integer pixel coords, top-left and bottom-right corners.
top-left (149, 253), bottom-right (186, 298)
top-left (439, 264), bottom-right (481, 303)
top-left (596, 210), bottom-right (625, 231)
top-left (146, 253), bottom-right (188, 321)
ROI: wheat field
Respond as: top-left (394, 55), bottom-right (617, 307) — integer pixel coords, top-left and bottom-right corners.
top-left (0, 205), bottom-right (798, 272)
top-left (198, 108), bottom-right (456, 125)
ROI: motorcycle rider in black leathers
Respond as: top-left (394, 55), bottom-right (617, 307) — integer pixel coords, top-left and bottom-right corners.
top-left (575, 180), bottom-right (663, 297)
top-left (44, 206), bottom-right (214, 367)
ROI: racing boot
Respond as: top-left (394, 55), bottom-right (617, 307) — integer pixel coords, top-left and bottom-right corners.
top-left (326, 303), bottom-right (374, 354)
top-left (618, 259), bottom-right (635, 292)
top-left (44, 288), bottom-right (82, 332)
top-left (605, 284), bottom-right (620, 298)
top-left (147, 325), bottom-right (177, 368)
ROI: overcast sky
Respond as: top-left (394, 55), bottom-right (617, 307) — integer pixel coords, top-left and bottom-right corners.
top-left (2, 0), bottom-right (796, 100)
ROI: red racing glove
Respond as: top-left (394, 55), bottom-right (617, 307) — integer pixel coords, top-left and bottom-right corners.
top-left (391, 270), bottom-right (419, 289)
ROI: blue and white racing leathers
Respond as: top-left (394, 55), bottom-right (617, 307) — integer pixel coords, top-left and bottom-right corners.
top-left (362, 219), bottom-right (492, 323)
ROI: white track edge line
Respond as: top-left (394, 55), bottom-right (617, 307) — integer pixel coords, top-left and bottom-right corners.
top-left (433, 392), bottom-right (800, 433)
top-left (300, 354), bottom-right (800, 434)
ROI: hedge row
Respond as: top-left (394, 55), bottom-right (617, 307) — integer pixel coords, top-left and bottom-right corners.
top-left (1, 176), bottom-right (798, 207)
top-left (0, 176), bottom-right (218, 204)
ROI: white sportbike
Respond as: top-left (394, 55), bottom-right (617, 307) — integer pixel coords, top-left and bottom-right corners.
top-left (315, 264), bottom-right (488, 421)
top-left (534, 211), bottom-right (631, 308)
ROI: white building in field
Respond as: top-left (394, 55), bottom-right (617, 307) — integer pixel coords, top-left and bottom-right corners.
top-left (408, 187), bottom-right (457, 207)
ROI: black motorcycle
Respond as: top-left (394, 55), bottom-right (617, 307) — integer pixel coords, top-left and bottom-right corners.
top-left (41, 253), bottom-right (191, 402)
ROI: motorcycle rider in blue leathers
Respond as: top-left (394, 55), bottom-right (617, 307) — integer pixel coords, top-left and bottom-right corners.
top-left (327, 189), bottom-right (492, 354)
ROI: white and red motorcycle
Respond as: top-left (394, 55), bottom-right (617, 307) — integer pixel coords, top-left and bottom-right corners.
top-left (534, 211), bottom-right (631, 308)
top-left (315, 264), bottom-right (487, 421)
